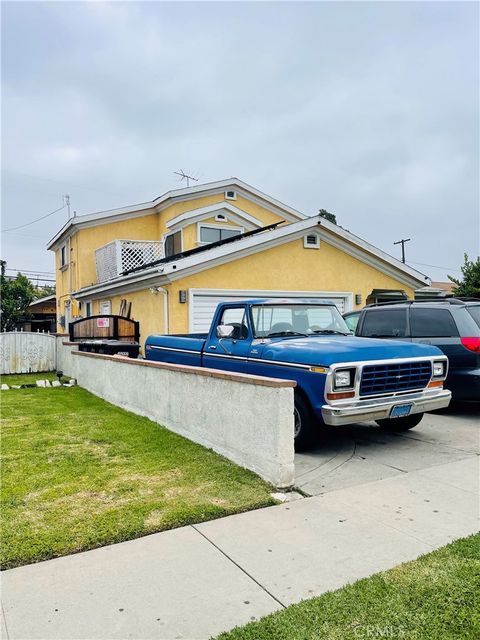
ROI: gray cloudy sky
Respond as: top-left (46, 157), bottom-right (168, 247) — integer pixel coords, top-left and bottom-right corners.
top-left (1, 1), bottom-right (478, 285)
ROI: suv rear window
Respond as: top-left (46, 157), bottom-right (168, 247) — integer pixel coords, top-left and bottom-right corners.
top-left (467, 306), bottom-right (480, 329)
top-left (361, 309), bottom-right (408, 338)
top-left (410, 308), bottom-right (459, 338)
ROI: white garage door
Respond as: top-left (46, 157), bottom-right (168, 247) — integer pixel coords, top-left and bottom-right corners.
top-left (189, 289), bottom-right (351, 333)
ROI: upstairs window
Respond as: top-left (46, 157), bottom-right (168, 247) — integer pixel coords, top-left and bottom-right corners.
top-left (60, 244), bottom-right (67, 268)
top-left (164, 231), bottom-right (182, 257)
top-left (199, 225), bottom-right (242, 244)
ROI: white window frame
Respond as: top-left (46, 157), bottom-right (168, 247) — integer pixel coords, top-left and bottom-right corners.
top-left (60, 244), bottom-right (68, 269)
top-left (224, 190), bottom-right (237, 200)
top-left (100, 300), bottom-right (111, 315)
top-left (163, 229), bottom-right (183, 257)
top-left (197, 223), bottom-right (244, 245)
top-left (303, 233), bottom-right (321, 249)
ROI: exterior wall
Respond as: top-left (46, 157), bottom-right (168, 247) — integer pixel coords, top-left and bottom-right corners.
top-left (166, 237), bottom-right (416, 334)
top-left (70, 236), bottom-right (415, 343)
top-left (54, 193), bottom-right (284, 331)
top-left (57, 344), bottom-right (295, 488)
top-left (89, 289), bottom-right (167, 347)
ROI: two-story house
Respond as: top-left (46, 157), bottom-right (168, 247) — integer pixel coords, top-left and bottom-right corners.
top-left (48, 178), bottom-right (430, 347)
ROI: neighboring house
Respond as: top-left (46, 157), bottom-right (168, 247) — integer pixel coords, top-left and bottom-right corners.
top-left (21, 294), bottom-right (56, 332)
top-left (48, 178), bottom-right (430, 345)
top-left (415, 281), bottom-right (454, 300)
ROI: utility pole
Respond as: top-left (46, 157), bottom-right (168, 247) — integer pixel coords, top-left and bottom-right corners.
top-left (394, 238), bottom-right (411, 263)
top-left (174, 170), bottom-right (199, 188)
top-left (63, 194), bottom-right (71, 219)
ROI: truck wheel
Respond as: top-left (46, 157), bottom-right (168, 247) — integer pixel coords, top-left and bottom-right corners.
top-left (294, 395), bottom-right (316, 451)
top-left (375, 413), bottom-right (424, 432)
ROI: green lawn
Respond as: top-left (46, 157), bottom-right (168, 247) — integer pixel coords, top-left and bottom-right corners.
top-left (1, 371), bottom-right (59, 386)
top-left (217, 534), bottom-right (480, 640)
top-left (1, 387), bottom-right (275, 569)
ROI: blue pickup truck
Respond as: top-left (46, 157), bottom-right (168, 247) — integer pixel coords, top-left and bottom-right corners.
top-left (145, 299), bottom-right (451, 450)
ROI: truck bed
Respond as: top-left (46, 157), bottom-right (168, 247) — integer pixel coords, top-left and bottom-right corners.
top-left (145, 333), bottom-right (207, 367)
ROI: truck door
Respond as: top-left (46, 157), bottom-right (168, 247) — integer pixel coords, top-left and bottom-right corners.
top-left (203, 305), bottom-right (251, 373)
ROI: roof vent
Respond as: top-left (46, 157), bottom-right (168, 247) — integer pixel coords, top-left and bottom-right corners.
top-left (304, 234), bottom-right (320, 249)
top-left (225, 190), bottom-right (236, 200)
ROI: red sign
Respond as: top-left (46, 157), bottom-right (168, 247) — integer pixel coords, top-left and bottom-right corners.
top-left (96, 318), bottom-right (110, 328)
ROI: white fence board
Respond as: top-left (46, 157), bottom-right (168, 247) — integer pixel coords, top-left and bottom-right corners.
top-left (0, 331), bottom-right (56, 374)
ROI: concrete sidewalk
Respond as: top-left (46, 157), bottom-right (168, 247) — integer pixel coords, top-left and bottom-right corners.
top-left (2, 456), bottom-right (478, 640)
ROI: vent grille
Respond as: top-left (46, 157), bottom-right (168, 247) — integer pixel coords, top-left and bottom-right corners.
top-left (360, 361), bottom-right (432, 396)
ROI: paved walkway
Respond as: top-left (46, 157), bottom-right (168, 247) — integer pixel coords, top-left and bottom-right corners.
top-left (2, 455), bottom-right (478, 640)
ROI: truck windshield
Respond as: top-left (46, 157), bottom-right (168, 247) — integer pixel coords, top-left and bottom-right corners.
top-left (251, 304), bottom-right (350, 338)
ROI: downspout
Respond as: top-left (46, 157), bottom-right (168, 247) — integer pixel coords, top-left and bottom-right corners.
top-left (155, 287), bottom-right (169, 334)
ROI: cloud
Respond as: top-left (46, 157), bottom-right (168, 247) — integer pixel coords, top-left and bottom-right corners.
top-left (1, 0), bottom-right (478, 279)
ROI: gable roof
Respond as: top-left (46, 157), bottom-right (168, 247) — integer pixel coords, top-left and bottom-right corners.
top-left (47, 178), bottom-right (306, 250)
top-left (72, 214), bottom-right (430, 300)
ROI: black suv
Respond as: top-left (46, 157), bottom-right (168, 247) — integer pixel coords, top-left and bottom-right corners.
top-left (345, 299), bottom-right (480, 401)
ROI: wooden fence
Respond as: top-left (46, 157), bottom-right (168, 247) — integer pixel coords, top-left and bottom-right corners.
top-left (0, 331), bottom-right (56, 374)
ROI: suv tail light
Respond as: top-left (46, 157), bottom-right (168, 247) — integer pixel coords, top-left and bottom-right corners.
top-left (461, 337), bottom-right (480, 353)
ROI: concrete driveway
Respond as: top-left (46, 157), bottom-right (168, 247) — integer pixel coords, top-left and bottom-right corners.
top-left (295, 402), bottom-right (479, 496)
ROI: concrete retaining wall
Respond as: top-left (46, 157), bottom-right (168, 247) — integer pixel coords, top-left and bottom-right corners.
top-left (57, 340), bottom-right (295, 488)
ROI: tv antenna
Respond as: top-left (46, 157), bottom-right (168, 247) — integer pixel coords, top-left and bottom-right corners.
top-left (394, 238), bottom-right (411, 263)
top-left (174, 169), bottom-right (199, 188)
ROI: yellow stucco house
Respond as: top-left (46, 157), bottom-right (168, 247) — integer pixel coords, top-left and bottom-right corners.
top-left (48, 178), bottom-right (430, 347)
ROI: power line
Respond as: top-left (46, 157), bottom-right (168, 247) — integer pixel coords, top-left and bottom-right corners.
top-left (2, 202), bottom-right (67, 232)
top-left (407, 260), bottom-right (461, 273)
top-left (6, 268), bottom-right (55, 275)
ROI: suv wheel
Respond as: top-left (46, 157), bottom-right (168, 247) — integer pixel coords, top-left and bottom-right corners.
top-left (375, 413), bottom-right (424, 432)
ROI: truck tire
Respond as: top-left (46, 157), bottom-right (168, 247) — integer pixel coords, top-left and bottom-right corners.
top-left (375, 413), bottom-right (424, 432)
top-left (294, 394), bottom-right (316, 451)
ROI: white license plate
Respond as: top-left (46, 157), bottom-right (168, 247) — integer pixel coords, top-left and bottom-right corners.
top-left (390, 404), bottom-right (413, 418)
top-left (117, 351), bottom-right (129, 356)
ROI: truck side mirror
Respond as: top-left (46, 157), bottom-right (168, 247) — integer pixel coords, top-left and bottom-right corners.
top-left (216, 325), bottom-right (234, 339)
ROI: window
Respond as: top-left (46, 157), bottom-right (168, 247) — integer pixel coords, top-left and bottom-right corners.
top-left (164, 231), bottom-right (182, 257)
top-left (251, 304), bottom-right (348, 337)
top-left (218, 307), bottom-right (248, 340)
top-left (304, 234), bottom-right (320, 249)
top-left (344, 312), bottom-right (361, 333)
top-left (225, 190), bottom-right (236, 200)
top-left (199, 225), bottom-right (242, 244)
top-left (100, 300), bottom-right (111, 315)
top-left (362, 309), bottom-right (408, 338)
top-left (467, 306), bottom-right (480, 329)
top-left (215, 213), bottom-right (227, 221)
top-left (84, 301), bottom-right (92, 317)
top-left (410, 309), bottom-right (459, 338)
top-left (60, 244), bottom-right (67, 268)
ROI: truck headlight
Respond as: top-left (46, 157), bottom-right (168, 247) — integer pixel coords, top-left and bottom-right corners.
top-left (334, 368), bottom-right (355, 389)
top-left (433, 361), bottom-right (445, 378)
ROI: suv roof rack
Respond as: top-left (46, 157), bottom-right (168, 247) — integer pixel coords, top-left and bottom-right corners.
top-left (365, 298), bottom-right (480, 308)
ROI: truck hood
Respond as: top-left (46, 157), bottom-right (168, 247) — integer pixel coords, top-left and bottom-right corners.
top-left (257, 335), bottom-right (444, 367)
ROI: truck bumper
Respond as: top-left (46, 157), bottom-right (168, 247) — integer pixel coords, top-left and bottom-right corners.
top-left (321, 389), bottom-right (452, 426)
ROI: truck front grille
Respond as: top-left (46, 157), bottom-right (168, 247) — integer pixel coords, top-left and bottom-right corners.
top-left (360, 361), bottom-right (432, 397)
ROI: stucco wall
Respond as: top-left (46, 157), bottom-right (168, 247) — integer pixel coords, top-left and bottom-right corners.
top-left (57, 341), bottom-right (295, 488)
top-left (166, 237), bottom-right (416, 333)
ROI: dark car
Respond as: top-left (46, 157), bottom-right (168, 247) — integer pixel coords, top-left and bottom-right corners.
top-left (345, 299), bottom-right (480, 401)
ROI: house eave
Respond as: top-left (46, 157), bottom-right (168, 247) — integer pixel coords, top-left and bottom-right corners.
top-left (71, 215), bottom-right (429, 299)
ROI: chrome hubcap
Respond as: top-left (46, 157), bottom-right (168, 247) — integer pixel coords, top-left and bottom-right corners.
top-left (294, 406), bottom-right (301, 438)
